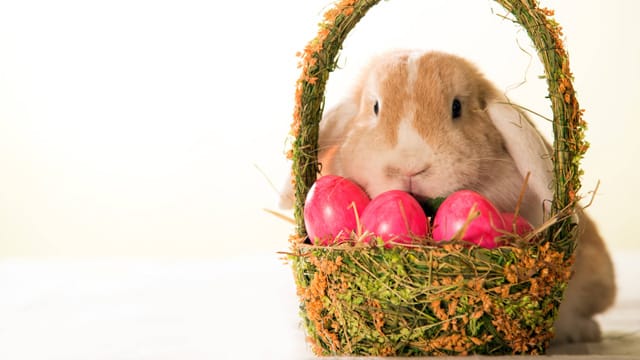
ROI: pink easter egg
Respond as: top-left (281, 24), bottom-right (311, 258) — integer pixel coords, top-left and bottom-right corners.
top-left (432, 190), bottom-right (506, 249)
top-left (304, 175), bottom-right (370, 245)
top-left (360, 190), bottom-right (428, 248)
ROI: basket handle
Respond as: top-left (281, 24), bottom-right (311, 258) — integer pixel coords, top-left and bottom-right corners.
top-left (289, 0), bottom-right (586, 255)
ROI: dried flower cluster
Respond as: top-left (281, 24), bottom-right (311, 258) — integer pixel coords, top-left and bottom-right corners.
top-left (293, 242), bottom-right (573, 356)
top-left (289, 0), bottom-right (359, 142)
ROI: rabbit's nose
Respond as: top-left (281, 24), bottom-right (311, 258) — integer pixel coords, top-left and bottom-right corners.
top-left (405, 166), bottom-right (430, 193)
top-left (384, 163), bottom-right (430, 180)
top-left (407, 163), bottom-right (431, 178)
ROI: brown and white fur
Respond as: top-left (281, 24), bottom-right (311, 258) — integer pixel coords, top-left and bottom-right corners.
top-left (282, 50), bottom-right (615, 343)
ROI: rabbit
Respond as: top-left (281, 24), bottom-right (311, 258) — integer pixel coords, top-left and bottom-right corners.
top-left (281, 50), bottom-right (615, 344)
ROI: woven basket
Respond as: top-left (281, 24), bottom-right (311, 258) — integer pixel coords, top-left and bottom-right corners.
top-left (287, 0), bottom-right (587, 356)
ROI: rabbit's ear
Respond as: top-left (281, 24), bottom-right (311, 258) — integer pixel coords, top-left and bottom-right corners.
top-left (487, 100), bottom-right (554, 208)
top-left (278, 99), bottom-right (359, 209)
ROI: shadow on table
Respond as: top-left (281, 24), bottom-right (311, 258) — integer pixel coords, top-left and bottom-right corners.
top-left (548, 332), bottom-right (640, 356)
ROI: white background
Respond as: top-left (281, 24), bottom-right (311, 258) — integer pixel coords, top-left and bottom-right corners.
top-left (0, 0), bottom-right (638, 258)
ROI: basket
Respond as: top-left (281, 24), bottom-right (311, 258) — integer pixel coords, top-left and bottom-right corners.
top-left (286, 0), bottom-right (587, 356)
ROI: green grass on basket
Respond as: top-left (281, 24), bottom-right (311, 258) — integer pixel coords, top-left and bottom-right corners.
top-left (291, 241), bottom-right (572, 356)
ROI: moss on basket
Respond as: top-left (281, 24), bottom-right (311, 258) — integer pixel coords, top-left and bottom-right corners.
top-left (293, 242), bottom-right (572, 356)
top-left (286, 0), bottom-right (587, 356)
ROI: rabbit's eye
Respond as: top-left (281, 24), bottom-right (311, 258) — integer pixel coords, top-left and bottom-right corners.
top-left (452, 98), bottom-right (462, 119)
top-left (373, 100), bottom-right (379, 116)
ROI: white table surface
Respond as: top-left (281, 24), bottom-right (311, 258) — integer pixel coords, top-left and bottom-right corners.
top-left (1, 250), bottom-right (639, 360)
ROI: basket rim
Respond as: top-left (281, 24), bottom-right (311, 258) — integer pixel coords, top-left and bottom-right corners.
top-left (288, 0), bottom-right (587, 256)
